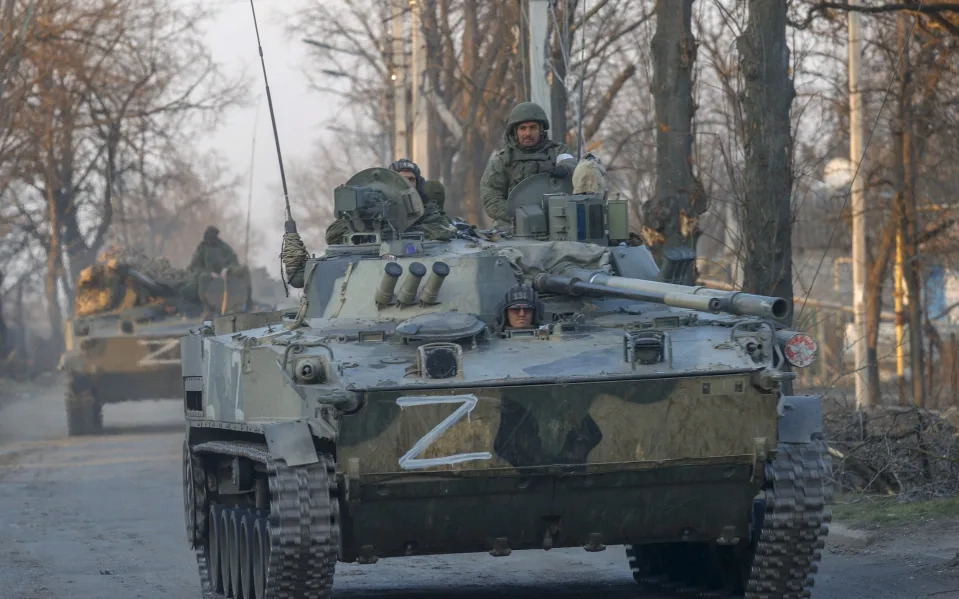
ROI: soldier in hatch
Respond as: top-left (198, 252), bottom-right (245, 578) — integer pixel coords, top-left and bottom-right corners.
top-left (324, 159), bottom-right (453, 245)
top-left (497, 283), bottom-right (542, 331)
top-left (480, 101), bottom-right (576, 226)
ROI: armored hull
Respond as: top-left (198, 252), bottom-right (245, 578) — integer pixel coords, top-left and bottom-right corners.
top-left (181, 236), bottom-right (830, 599)
top-left (60, 310), bottom-right (204, 435)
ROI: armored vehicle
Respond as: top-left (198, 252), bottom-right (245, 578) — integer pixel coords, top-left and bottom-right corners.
top-left (181, 167), bottom-right (829, 599)
top-left (62, 254), bottom-right (253, 435)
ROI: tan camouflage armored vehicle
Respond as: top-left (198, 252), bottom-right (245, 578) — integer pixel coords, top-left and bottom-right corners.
top-left (61, 248), bottom-right (254, 435)
top-left (180, 168), bottom-right (829, 599)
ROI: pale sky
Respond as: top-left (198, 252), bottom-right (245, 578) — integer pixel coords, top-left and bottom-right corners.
top-left (199, 0), bottom-right (330, 269)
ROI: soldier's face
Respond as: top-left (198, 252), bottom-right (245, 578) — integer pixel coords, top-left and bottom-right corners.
top-left (398, 170), bottom-right (417, 188)
top-left (507, 305), bottom-right (534, 328)
top-left (516, 121), bottom-right (542, 147)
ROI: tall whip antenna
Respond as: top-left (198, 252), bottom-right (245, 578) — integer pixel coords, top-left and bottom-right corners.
top-left (243, 96), bottom-right (261, 265)
top-left (576, 0), bottom-right (586, 159)
top-left (249, 0), bottom-right (296, 233)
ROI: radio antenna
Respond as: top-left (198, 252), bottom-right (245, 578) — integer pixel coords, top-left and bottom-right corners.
top-left (249, 0), bottom-right (296, 233)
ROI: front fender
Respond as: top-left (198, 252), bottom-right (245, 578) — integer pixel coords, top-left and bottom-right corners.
top-left (777, 395), bottom-right (824, 444)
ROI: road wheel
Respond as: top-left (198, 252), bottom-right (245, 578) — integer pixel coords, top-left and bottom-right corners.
top-left (252, 516), bottom-right (269, 599)
top-left (239, 512), bottom-right (256, 599)
top-left (65, 385), bottom-right (102, 436)
top-left (230, 509), bottom-right (245, 598)
top-left (208, 504), bottom-right (224, 593)
top-left (220, 507), bottom-right (233, 597)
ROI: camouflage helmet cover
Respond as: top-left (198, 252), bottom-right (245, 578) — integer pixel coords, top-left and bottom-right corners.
top-left (507, 102), bottom-right (550, 132)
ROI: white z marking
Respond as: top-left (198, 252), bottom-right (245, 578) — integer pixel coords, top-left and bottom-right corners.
top-left (137, 338), bottom-right (181, 366)
top-left (396, 394), bottom-right (493, 470)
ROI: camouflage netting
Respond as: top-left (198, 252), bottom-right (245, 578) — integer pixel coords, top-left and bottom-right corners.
top-left (96, 245), bottom-right (189, 289)
top-left (74, 245), bottom-right (190, 317)
top-left (824, 397), bottom-right (959, 500)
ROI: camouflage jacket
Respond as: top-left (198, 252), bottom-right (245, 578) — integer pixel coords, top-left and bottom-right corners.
top-left (480, 136), bottom-right (574, 223)
top-left (188, 239), bottom-right (238, 273)
top-left (324, 202), bottom-right (454, 246)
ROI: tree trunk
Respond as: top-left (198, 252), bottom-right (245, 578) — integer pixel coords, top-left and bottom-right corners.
top-left (549, 1), bottom-right (577, 147)
top-left (644, 0), bottom-right (705, 272)
top-left (865, 217), bottom-right (897, 407)
top-left (0, 271), bottom-right (7, 358)
top-left (736, 0), bottom-right (795, 310)
top-left (45, 190), bottom-right (65, 350)
top-left (898, 14), bottom-right (925, 408)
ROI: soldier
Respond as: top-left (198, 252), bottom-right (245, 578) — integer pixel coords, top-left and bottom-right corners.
top-left (188, 226), bottom-right (239, 274)
top-left (185, 226), bottom-right (244, 313)
top-left (325, 159), bottom-right (454, 245)
top-left (480, 102), bottom-right (576, 225)
top-left (388, 158), bottom-right (428, 203)
top-left (423, 179), bottom-right (447, 215)
top-left (497, 283), bottom-right (542, 331)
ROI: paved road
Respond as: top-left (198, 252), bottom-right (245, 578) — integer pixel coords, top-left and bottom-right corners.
top-left (1, 379), bottom-right (957, 599)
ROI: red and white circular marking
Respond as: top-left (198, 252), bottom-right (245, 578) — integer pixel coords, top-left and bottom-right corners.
top-left (783, 333), bottom-right (818, 368)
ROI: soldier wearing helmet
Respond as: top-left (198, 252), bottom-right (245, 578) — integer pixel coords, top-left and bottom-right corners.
top-left (324, 159), bottom-right (454, 246)
top-left (480, 102), bottom-right (576, 225)
top-left (497, 283), bottom-right (543, 331)
top-left (388, 158), bottom-right (428, 202)
top-left (188, 226), bottom-right (238, 274)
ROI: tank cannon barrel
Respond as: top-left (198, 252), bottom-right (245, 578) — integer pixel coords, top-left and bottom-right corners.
top-left (532, 274), bottom-right (722, 313)
top-left (547, 268), bottom-right (790, 320)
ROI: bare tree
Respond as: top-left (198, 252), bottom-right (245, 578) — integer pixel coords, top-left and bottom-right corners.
top-left (0, 0), bottom-right (242, 347)
top-left (295, 0), bottom-right (652, 225)
top-left (737, 0), bottom-right (795, 305)
top-left (643, 0), bottom-right (706, 271)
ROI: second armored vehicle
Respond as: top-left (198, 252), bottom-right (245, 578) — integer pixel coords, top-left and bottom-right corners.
top-left (62, 251), bottom-right (254, 435)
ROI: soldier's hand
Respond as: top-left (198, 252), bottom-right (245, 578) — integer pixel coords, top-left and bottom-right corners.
top-left (550, 164), bottom-right (570, 178)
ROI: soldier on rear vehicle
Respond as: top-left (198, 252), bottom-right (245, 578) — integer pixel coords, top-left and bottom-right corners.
top-left (185, 226), bottom-right (244, 312)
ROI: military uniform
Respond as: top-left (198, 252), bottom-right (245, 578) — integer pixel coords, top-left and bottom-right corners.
top-left (185, 226), bottom-right (243, 311)
top-left (423, 179), bottom-right (446, 214)
top-left (188, 226), bottom-right (239, 273)
top-left (480, 102), bottom-right (576, 224)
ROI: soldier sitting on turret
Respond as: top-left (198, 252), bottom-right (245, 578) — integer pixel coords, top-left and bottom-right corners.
top-left (184, 226), bottom-right (248, 314)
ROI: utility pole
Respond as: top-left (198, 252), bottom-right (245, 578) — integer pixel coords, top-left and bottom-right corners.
top-left (409, 0), bottom-right (431, 175)
top-left (527, 0), bottom-right (552, 114)
top-left (391, 0), bottom-right (409, 161)
top-left (894, 226), bottom-right (906, 400)
top-left (848, 1), bottom-right (871, 407)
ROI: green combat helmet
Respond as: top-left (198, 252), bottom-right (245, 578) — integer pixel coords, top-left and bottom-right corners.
top-left (506, 101), bottom-right (549, 132)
